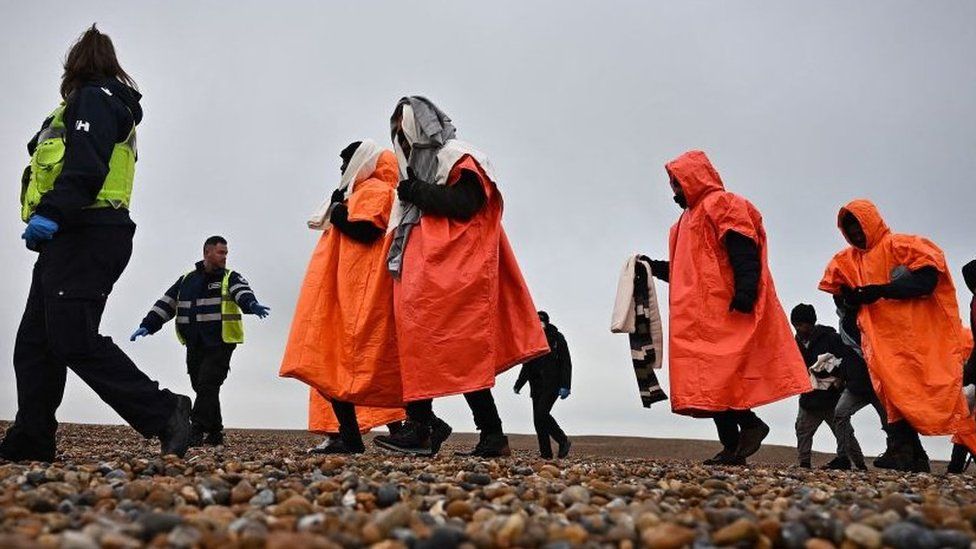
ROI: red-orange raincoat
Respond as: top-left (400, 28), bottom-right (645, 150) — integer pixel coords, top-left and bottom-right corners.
top-left (665, 150), bottom-right (809, 415)
top-left (395, 156), bottom-right (549, 401)
top-left (819, 199), bottom-right (976, 451)
top-left (280, 150), bottom-right (406, 432)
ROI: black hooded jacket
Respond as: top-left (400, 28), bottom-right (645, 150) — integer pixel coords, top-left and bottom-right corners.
top-left (30, 78), bottom-right (142, 227)
top-left (515, 323), bottom-right (572, 398)
top-left (796, 325), bottom-right (846, 411)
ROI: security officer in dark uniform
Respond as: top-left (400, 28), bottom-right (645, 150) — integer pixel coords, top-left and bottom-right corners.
top-left (132, 236), bottom-right (269, 446)
top-left (0, 26), bottom-right (193, 462)
top-left (514, 311), bottom-right (573, 458)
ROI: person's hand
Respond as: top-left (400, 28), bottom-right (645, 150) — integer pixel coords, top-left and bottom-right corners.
top-left (729, 292), bottom-right (756, 314)
top-left (130, 327), bottom-right (150, 342)
top-left (648, 259), bottom-right (669, 280)
top-left (22, 215), bottom-right (59, 249)
top-left (397, 167), bottom-right (427, 203)
top-left (558, 388), bottom-right (571, 400)
top-left (851, 285), bottom-right (885, 305)
top-left (251, 303), bottom-right (271, 319)
top-left (331, 188), bottom-right (346, 204)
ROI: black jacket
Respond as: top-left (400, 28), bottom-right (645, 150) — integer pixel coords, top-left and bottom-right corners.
top-left (399, 169), bottom-right (487, 220)
top-left (140, 261), bottom-right (259, 347)
top-left (31, 78), bottom-right (142, 227)
top-left (833, 299), bottom-right (875, 398)
top-left (796, 325), bottom-right (846, 411)
top-left (515, 323), bottom-right (572, 398)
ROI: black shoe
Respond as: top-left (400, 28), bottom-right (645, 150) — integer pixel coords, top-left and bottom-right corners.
top-left (455, 432), bottom-right (488, 457)
top-left (478, 433), bottom-right (512, 458)
top-left (798, 461), bottom-right (812, 469)
top-left (374, 421), bottom-right (432, 456)
top-left (188, 427), bottom-right (205, 448)
top-left (875, 443), bottom-right (913, 472)
top-left (853, 459), bottom-right (868, 471)
top-left (820, 456), bottom-right (852, 471)
top-left (557, 438), bottom-right (572, 459)
top-left (429, 418), bottom-right (453, 456)
top-left (873, 437), bottom-right (896, 469)
top-left (911, 448), bottom-right (931, 474)
top-left (309, 437), bottom-right (364, 455)
top-left (704, 450), bottom-right (735, 465)
top-left (159, 395), bottom-right (193, 458)
top-left (386, 422), bottom-right (404, 436)
top-left (204, 431), bottom-right (225, 447)
top-left (735, 420), bottom-right (770, 459)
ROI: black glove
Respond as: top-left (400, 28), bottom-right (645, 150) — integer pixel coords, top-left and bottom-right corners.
top-left (648, 260), bottom-right (669, 281)
top-left (396, 167), bottom-right (427, 203)
top-left (851, 284), bottom-right (885, 305)
top-left (730, 292), bottom-right (756, 314)
top-left (331, 188), bottom-right (346, 204)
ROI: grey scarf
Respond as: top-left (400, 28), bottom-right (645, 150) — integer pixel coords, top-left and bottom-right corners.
top-left (387, 96), bottom-right (456, 277)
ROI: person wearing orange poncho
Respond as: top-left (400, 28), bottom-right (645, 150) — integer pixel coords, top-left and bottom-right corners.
top-left (280, 140), bottom-right (406, 454)
top-left (819, 199), bottom-right (976, 472)
top-left (647, 150), bottom-right (809, 466)
top-left (373, 96), bottom-right (549, 458)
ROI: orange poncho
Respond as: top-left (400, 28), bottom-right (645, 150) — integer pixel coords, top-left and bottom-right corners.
top-left (280, 150), bottom-right (405, 432)
top-left (819, 199), bottom-right (976, 450)
top-left (395, 155), bottom-right (549, 401)
top-left (665, 150), bottom-right (809, 415)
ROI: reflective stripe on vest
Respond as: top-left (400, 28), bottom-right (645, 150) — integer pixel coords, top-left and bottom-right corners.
top-left (21, 103), bottom-right (137, 221)
top-left (175, 269), bottom-right (244, 345)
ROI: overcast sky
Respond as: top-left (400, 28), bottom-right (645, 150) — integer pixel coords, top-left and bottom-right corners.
top-left (2, 1), bottom-right (974, 460)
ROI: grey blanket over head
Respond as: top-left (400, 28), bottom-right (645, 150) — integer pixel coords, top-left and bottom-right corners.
top-left (387, 96), bottom-right (456, 277)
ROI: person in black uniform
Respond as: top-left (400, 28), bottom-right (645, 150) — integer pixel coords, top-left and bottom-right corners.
top-left (0, 26), bottom-right (192, 462)
top-left (514, 311), bottom-right (573, 458)
top-left (132, 236), bottom-right (269, 446)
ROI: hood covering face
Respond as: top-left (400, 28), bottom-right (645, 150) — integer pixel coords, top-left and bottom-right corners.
top-left (837, 199), bottom-right (891, 250)
top-left (665, 150), bottom-right (725, 208)
top-left (307, 139), bottom-right (385, 230)
top-left (387, 96), bottom-right (457, 277)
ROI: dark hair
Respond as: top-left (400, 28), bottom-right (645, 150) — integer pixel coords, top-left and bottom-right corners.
top-left (340, 141), bottom-right (362, 163)
top-left (537, 311), bottom-right (550, 324)
top-left (204, 236), bottom-right (227, 249)
top-left (963, 259), bottom-right (976, 290)
top-left (61, 24), bottom-right (137, 99)
top-left (790, 303), bottom-right (816, 325)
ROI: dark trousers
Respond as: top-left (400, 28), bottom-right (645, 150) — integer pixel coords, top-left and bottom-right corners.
top-left (407, 388), bottom-right (503, 435)
top-left (330, 399), bottom-right (362, 444)
top-left (713, 410), bottom-right (761, 452)
top-left (532, 391), bottom-right (567, 457)
top-left (186, 343), bottom-right (235, 434)
top-left (0, 226), bottom-right (175, 462)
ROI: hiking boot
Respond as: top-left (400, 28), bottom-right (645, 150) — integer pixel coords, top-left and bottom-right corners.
top-left (309, 437), bottom-right (365, 455)
top-left (429, 418), bottom-right (453, 456)
top-left (704, 450), bottom-right (736, 465)
top-left (735, 420), bottom-right (770, 459)
top-left (820, 456), bottom-right (852, 471)
top-left (478, 434), bottom-right (512, 458)
top-left (455, 432), bottom-right (487, 457)
top-left (374, 421), bottom-right (432, 456)
top-left (204, 431), bottom-right (225, 447)
top-left (557, 438), bottom-right (572, 459)
top-left (159, 395), bottom-right (193, 458)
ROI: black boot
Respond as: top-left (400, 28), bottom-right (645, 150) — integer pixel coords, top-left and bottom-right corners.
top-left (204, 431), bottom-right (224, 447)
top-left (948, 443), bottom-right (970, 474)
top-left (429, 418), bottom-right (453, 456)
top-left (704, 449), bottom-right (744, 466)
top-left (374, 421), bottom-right (432, 456)
top-left (873, 436), bottom-right (896, 469)
top-left (478, 433), bottom-right (512, 458)
top-left (455, 432), bottom-right (487, 457)
top-left (557, 438), bottom-right (572, 459)
top-left (910, 436), bottom-right (930, 473)
top-left (309, 437), bottom-right (365, 455)
top-left (877, 422), bottom-right (915, 472)
top-left (821, 456), bottom-right (852, 471)
top-left (735, 419), bottom-right (770, 459)
top-left (159, 395), bottom-right (193, 458)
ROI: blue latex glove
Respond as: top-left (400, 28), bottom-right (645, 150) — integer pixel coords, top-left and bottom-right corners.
top-left (22, 215), bottom-right (59, 249)
top-left (558, 388), bottom-right (571, 400)
top-left (250, 303), bottom-right (271, 319)
top-left (130, 327), bottom-right (150, 341)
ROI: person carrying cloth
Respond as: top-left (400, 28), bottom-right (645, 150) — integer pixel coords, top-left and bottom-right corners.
top-left (647, 150), bottom-right (810, 466)
top-left (373, 96), bottom-right (549, 458)
top-left (280, 140), bottom-right (407, 454)
top-left (514, 311), bottom-right (573, 459)
top-left (819, 199), bottom-right (976, 472)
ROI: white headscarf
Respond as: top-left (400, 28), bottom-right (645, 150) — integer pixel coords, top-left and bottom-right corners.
top-left (308, 139), bottom-right (385, 231)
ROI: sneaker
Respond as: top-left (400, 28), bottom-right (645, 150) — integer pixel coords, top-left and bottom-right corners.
top-left (374, 421), bottom-right (432, 456)
top-left (429, 418), bottom-right (453, 456)
top-left (478, 434), bottom-right (512, 458)
top-left (557, 438), bottom-right (572, 459)
top-left (309, 437), bottom-right (364, 455)
top-left (204, 431), bottom-right (225, 447)
top-left (159, 395), bottom-right (193, 458)
top-left (820, 456), bottom-right (852, 471)
top-left (735, 420), bottom-right (770, 459)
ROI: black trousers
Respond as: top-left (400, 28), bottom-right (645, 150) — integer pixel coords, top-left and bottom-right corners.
top-left (186, 343), bottom-right (235, 434)
top-left (407, 388), bottom-right (502, 435)
top-left (713, 409), bottom-right (761, 452)
top-left (532, 391), bottom-right (567, 457)
top-left (0, 225), bottom-right (176, 462)
top-left (328, 399), bottom-right (402, 443)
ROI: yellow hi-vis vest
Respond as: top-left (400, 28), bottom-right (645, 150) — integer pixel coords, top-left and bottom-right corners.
top-left (175, 270), bottom-right (244, 345)
top-left (20, 103), bottom-right (137, 222)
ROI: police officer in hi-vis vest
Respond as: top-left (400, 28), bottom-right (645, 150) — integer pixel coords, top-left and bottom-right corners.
top-left (132, 236), bottom-right (270, 447)
top-left (0, 25), bottom-right (195, 462)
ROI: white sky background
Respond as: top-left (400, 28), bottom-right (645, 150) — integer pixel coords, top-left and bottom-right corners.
top-left (1, 2), bottom-right (974, 460)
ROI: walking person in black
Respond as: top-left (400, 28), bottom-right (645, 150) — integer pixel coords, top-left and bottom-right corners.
top-left (0, 26), bottom-right (193, 462)
top-left (132, 236), bottom-right (269, 446)
top-left (515, 311), bottom-right (573, 458)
